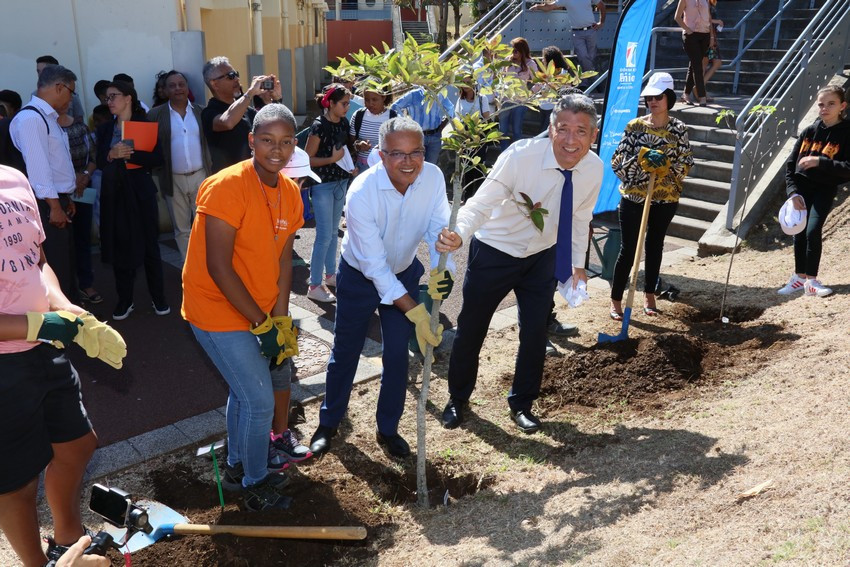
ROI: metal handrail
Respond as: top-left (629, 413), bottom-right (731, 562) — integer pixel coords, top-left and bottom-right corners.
top-left (727, 0), bottom-right (850, 228)
top-left (439, 0), bottom-right (523, 60)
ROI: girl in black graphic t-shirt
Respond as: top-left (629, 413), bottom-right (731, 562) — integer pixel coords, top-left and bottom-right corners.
top-left (304, 84), bottom-right (354, 303)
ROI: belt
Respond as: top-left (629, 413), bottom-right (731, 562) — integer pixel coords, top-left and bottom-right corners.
top-left (572, 25), bottom-right (594, 31)
top-left (173, 168), bottom-right (204, 176)
top-left (422, 127), bottom-right (442, 136)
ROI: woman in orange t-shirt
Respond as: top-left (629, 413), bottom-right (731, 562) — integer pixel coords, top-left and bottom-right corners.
top-left (182, 104), bottom-right (304, 511)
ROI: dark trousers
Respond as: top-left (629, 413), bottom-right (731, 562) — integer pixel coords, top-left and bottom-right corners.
top-left (319, 257), bottom-right (424, 435)
top-left (793, 183), bottom-right (838, 277)
top-left (113, 190), bottom-right (166, 306)
top-left (37, 196), bottom-right (77, 300)
top-left (447, 238), bottom-right (556, 412)
top-left (683, 32), bottom-right (711, 98)
top-left (72, 202), bottom-right (94, 289)
top-left (610, 198), bottom-right (678, 300)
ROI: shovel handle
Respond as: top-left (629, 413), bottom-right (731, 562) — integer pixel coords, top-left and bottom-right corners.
top-left (169, 523), bottom-right (367, 540)
top-left (623, 172), bottom-right (656, 312)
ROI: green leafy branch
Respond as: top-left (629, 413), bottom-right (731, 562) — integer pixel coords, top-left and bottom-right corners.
top-left (514, 192), bottom-right (549, 231)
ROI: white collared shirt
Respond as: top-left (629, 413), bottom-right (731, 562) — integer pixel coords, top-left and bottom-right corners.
top-left (168, 101), bottom-right (204, 174)
top-left (454, 137), bottom-right (603, 265)
top-left (10, 96), bottom-right (75, 199)
top-left (341, 161), bottom-right (453, 304)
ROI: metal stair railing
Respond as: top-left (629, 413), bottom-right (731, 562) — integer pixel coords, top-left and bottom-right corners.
top-left (727, 0), bottom-right (850, 229)
top-left (439, 0), bottom-right (524, 60)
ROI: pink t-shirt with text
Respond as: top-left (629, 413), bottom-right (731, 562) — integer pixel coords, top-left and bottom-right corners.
top-left (0, 166), bottom-right (49, 354)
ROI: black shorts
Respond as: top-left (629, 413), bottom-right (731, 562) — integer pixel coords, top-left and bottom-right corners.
top-left (0, 344), bottom-right (93, 494)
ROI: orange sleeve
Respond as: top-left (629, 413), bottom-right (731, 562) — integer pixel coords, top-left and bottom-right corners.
top-left (196, 165), bottom-right (248, 229)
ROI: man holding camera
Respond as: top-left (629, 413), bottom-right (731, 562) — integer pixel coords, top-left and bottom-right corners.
top-left (200, 56), bottom-right (282, 173)
top-left (0, 165), bottom-right (126, 567)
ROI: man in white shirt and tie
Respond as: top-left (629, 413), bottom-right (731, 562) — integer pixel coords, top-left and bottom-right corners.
top-left (11, 64), bottom-right (80, 300)
top-left (309, 117), bottom-right (453, 459)
top-left (436, 94), bottom-right (603, 434)
top-left (147, 70), bottom-right (211, 262)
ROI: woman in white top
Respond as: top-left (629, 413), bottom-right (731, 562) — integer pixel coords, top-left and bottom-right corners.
top-left (454, 80), bottom-right (491, 200)
top-left (349, 88), bottom-right (396, 170)
top-left (497, 37), bottom-right (539, 151)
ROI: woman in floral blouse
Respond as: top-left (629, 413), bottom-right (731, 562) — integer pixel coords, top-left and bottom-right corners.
top-left (609, 72), bottom-right (693, 319)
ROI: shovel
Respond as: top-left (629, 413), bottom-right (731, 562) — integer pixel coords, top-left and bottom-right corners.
top-left (598, 173), bottom-right (656, 344)
top-left (103, 499), bottom-right (367, 553)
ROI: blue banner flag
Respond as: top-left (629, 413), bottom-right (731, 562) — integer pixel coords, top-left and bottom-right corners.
top-left (594, 0), bottom-right (657, 214)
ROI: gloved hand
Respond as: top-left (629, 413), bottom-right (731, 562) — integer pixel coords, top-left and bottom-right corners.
top-left (26, 311), bottom-right (83, 348)
top-left (73, 312), bottom-right (128, 369)
top-left (638, 147), bottom-right (670, 176)
top-left (405, 303), bottom-right (443, 357)
top-left (427, 268), bottom-right (454, 301)
top-left (251, 314), bottom-right (283, 360)
top-left (272, 315), bottom-right (299, 365)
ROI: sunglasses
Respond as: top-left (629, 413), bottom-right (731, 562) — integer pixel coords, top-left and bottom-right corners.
top-left (212, 70), bottom-right (239, 81)
top-left (644, 93), bottom-right (666, 102)
top-left (104, 93), bottom-right (125, 102)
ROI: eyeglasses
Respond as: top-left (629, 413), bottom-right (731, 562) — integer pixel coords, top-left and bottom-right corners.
top-left (212, 70), bottom-right (239, 81)
top-left (385, 149), bottom-right (426, 161)
top-left (644, 93), bottom-right (665, 102)
top-left (58, 83), bottom-right (76, 96)
top-left (104, 93), bottom-right (125, 102)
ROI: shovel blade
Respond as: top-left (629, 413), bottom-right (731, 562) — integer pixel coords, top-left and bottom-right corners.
top-left (103, 499), bottom-right (190, 553)
top-left (597, 308), bottom-right (631, 344)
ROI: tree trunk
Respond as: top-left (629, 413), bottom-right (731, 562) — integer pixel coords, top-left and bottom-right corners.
top-left (453, 4), bottom-right (461, 39)
top-left (416, 152), bottom-right (464, 508)
top-left (437, 0), bottom-right (449, 50)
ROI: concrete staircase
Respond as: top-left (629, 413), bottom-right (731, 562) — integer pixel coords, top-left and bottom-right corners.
top-left (642, 0), bottom-right (819, 242)
top-left (402, 20), bottom-right (432, 44)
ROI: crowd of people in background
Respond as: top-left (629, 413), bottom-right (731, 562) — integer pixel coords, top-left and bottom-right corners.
top-left (1, 0), bottom-right (848, 557)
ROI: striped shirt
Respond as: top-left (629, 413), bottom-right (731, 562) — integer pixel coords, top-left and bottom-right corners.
top-left (391, 88), bottom-right (454, 132)
top-left (10, 96), bottom-right (76, 199)
top-left (349, 108), bottom-right (392, 161)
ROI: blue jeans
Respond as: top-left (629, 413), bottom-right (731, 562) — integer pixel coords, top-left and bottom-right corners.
top-left (310, 179), bottom-right (347, 286)
top-left (191, 324), bottom-right (273, 486)
top-left (319, 257), bottom-right (424, 435)
top-left (424, 132), bottom-right (442, 165)
top-left (498, 103), bottom-right (527, 151)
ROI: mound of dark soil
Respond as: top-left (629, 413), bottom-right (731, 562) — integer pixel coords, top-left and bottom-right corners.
top-left (537, 334), bottom-right (707, 412)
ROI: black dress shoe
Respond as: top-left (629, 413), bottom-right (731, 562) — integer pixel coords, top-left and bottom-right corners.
top-left (511, 409), bottom-right (542, 434)
top-left (441, 398), bottom-right (468, 429)
top-left (309, 425), bottom-right (337, 456)
top-left (376, 430), bottom-right (411, 458)
top-left (548, 320), bottom-right (579, 337)
top-left (545, 339), bottom-right (558, 358)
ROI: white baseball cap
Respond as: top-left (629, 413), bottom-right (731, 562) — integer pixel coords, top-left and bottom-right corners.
top-left (281, 147), bottom-right (321, 184)
top-left (640, 72), bottom-right (675, 96)
top-left (779, 196), bottom-right (807, 235)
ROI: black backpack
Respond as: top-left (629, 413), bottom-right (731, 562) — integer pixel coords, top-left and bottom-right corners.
top-left (352, 107), bottom-right (397, 139)
top-left (0, 106), bottom-right (49, 177)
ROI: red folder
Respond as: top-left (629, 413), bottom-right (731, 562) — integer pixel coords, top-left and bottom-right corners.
top-left (121, 121), bottom-right (158, 170)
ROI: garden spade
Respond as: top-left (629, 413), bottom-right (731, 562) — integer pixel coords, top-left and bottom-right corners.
top-left (103, 499), bottom-right (367, 553)
top-left (598, 173), bottom-right (656, 344)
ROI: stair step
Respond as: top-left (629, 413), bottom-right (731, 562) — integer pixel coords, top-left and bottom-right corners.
top-left (691, 157), bottom-right (733, 183)
top-left (689, 140), bottom-right (735, 162)
top-left (687, 124), bottom-right (737, 145)
top-left (667, 214), bottom-right (712, 241)
top-left (681, 177), bottom-right (730, 204)
top-left (677, 196), bottom-right (724, 222)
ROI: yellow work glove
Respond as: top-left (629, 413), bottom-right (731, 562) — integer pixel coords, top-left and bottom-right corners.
top-left (26, 310), bottom-right (83, 348)
top-left (638, 146), bottom-right (671, 178)
top-left (405, 303), bottom-right (443, 358)
top-left (427, 268), bottom-right (454, 301)
top-left (272, 315), bottom-right (299, 365)
top-left (250, 313), bottom-right (283, 360)
top-left (72, 312), bottom-right (128, 369)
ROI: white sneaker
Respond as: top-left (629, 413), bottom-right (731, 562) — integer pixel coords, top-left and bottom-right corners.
top-left (307, 284), bottom-right (336, 303)
top-left (804, 279), bottom-right (833, 297)
top-left (777, 274), bottom-right (805, 295)
top-left (324, 274), bottom-right (336, 288)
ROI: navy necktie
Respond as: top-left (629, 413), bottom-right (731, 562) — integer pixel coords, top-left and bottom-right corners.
top-left (555, 169), bottom-right (573, 283)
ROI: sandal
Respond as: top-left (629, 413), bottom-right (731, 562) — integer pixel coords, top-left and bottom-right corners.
top-left (610, 309), bottom-right (624, 321)
top-left (79, 288), bottom-right (104, 304)
top-left (643, 306), bottom-right (660, 316)
top-left (679, 94), bottom-right (693, 106)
